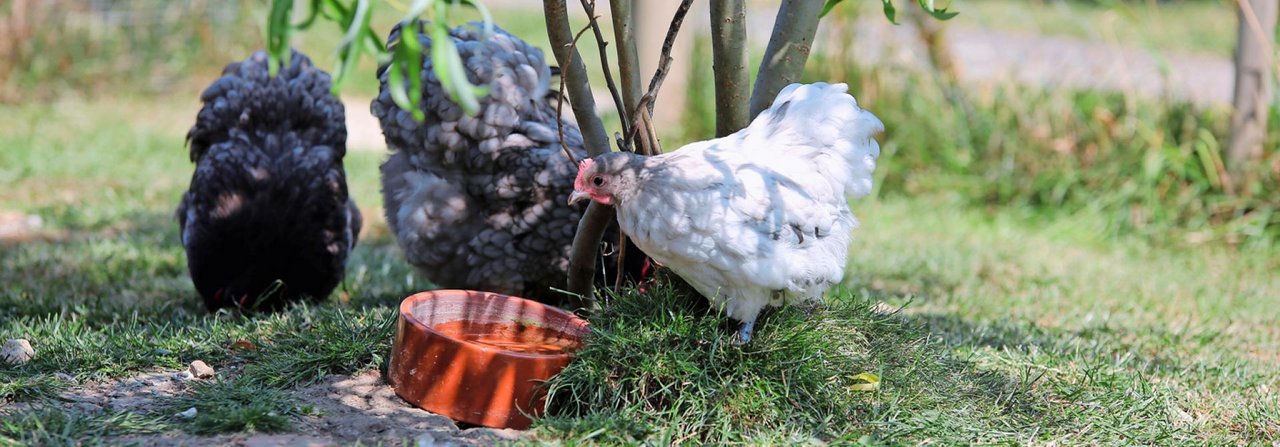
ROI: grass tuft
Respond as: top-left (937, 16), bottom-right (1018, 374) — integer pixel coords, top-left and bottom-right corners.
top-left (236, 305), bottom-right (397, 388)
top-left (0, 409), bottom-right (166, 447)
top-left (162, 378), bottom-right (295, 435)
top-left (538, 276), bottom-right (1032, 444)
top-left (0, 371), bottom-right (67, 403)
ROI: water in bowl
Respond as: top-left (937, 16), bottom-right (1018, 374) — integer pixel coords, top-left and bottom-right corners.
top-left (432, 320), bottom-right (582, 355)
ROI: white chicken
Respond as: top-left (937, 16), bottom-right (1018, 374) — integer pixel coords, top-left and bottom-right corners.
top-left (568, 82), bottom-right (882, 343)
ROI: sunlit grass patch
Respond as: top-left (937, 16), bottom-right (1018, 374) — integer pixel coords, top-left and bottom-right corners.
top-left (537, 278), bottom-right (1045, 444)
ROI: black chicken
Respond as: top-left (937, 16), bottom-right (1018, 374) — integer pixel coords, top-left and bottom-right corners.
top-left (178, 50), bottom-right (362, 312)
top-left (373, 22), bottom-right (646, 303)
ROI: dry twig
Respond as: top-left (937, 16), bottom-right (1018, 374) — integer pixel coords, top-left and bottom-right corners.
top-left (625, 0), bottom-right (695, 155)
top-left (579, 0), bottom-right (631, 150)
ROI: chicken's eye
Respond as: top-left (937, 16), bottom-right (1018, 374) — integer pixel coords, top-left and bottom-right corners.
top-left (592, 176), bottom-right (605, 186)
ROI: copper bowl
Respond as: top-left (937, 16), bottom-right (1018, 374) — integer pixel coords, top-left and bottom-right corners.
top-left (387, 290), bottom-right (589, 430)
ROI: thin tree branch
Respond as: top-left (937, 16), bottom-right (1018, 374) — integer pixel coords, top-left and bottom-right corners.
top-left (544, 0), bottom-right (613, 306)
top-left (906, 0), bottom-right (959, 85)
top-left (609, 0), bottom-right (643, 136)
top-left (640, 107), bottom-right (662, 154)
top-left (579, 0), bottom-right (631, 150)
top-left (567, 201), bottom-right (616, 303)
top-left (749, 0), bottom-right (824, 120)
top-left (613, 230), bottom-right (627, 290)
top-left (625, 0), bottom-right (695, 155)
top-left (645, 0), bottom-right (695, 116)
top-left (544, 0), bottom-right (611, 156)
top-left (710, 0), bottom-right (750, 137)
top-left (634, 109), bottom-right (656, 156)
top-left (555, 22), bottom-right (599, 166)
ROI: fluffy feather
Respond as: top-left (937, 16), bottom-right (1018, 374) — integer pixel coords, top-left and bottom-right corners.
top-left (177, 50), bottom-right (362, 312)
top-left (571, 82), bottom-right (883, 342)
top-left (375, 22), bottom-right (646, 302)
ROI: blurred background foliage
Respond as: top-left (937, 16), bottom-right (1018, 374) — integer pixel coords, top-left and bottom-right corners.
top-left (1, 0), bottom-right (1275, 247)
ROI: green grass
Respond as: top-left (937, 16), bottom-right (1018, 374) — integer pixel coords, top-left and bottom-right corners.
top-left (0, 409), bottom-right (167, 447)
top-left (162, 378), bottom-right (298, 435)
top-left (538, 280), bottom-right (1036, 444)
top-left (532, 198), bottom-right (1279, 445)
top-left (786, 54), bottom-right (1279, 246)
top-left (3, 96), bottom-right (1275, 444)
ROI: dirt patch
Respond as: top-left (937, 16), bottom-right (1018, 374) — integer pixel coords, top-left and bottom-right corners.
top-left (69, 370), bottom-right (196, 414)
top-left (25, 369), bottom-right (527, 446)
top-left (286, 371), bottom-right (525, 445)
top-left (0, 211), bottom-right (61, 243)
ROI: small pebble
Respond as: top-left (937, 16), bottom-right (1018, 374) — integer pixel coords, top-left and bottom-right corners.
top-left (176, 407), bottom-right (198, 419)
top-left (416, 432), bottom-right (458, 447)
top-left (189, 360), bottom-right (215, 379)
top-left (55, 373), bottom-right (77, 384)
top-left (1, 339), bottom-right (34, 365)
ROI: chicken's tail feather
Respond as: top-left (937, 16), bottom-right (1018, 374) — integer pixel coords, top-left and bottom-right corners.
top-left (187, 50), bottom-right (346, 162)
top-left (741, 82), bottom-right (884, 198)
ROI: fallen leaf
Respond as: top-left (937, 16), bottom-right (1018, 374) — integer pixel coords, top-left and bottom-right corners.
top-left (849, 372), bottom-right (881, 392)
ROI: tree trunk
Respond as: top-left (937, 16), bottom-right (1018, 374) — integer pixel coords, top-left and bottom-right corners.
top-left (610, 0), bottom-right (644, 126)
top-left (1227, 0), bottom-right (1278, 181)
top-left (543, 0), bottom-right (614, 306)
top-left (748, 0), bottom-right (824, 120)
top-left (710, 0), bottom-right (750, 137)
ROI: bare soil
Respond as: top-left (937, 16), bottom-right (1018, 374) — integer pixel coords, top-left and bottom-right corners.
top-left (41, 370), bottom-right (527, 446)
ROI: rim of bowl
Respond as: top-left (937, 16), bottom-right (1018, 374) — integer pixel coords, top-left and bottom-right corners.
top-left (398, 289), bottom-right (589, 360)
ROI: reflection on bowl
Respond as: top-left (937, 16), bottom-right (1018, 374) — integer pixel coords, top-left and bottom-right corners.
top-left (387, 290), bottom-right (589, 430)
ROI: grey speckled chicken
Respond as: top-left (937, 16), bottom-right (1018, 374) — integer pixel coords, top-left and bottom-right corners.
top-left (178, 50), bottom-right (362, 312)
top-left (374, 22), bottom-right (646, 302)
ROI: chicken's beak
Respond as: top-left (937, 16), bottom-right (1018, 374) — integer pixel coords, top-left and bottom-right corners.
top-left (567, 191), bottom-right (591, 206)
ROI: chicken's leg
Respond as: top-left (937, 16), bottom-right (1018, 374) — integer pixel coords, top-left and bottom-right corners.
top-left (734, 319), bottom-right (755, 345)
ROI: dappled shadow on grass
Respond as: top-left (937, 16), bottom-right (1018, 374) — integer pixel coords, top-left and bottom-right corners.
top-left (0, 211), bottom-right (198, 322)
top-left (536, 275), bottom-right (1277, 444)
top-left (0, 210), bottom-right (416, 324)
top-left (0, 208), bottom-right (423, 409)
top-left (535, 280), bottom-right (1062, 445)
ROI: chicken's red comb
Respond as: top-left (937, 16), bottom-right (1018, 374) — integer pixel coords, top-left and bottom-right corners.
top-left (573, 158), bottom-right (595, 191)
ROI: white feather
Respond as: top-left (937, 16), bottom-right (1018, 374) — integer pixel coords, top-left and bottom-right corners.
top-left (615, 83), bottom-right (883, 326)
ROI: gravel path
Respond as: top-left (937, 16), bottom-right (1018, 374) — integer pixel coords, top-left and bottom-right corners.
top-left (845, 20), bottom-right (1233, 108)
top-left (343, 14), bottom-right (1233, 151)
top-left (343, 96), bottom-right (385, 152)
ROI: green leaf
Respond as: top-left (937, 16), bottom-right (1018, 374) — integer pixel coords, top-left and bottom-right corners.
top-left (881, 0), bottom-right (897, 25)
top-left (429, 1), bottom-right (486, 116)
top-left (1193, 129), bottom-right (1224, 191)
top-left (266, 0), bottom-right (296, 76)
top-left (402, 0), bottom-right (433, 24)
top-left (848, 372), bottom-right (881, 392)
top-left (330, 0), bottom-right (373, 90)
top-left (386, 59), bottom-right (413, 117)
top-left (391, 24), bottom-right (426, 121)
top-left (293, 0), bottom-right (323, 29)
top-left (338, 0), bottom-right (371, 55)
top-left (457, 0), bottom-right (495, 37)
top-left (918, 0), bottom-right (958, 20)
top-left (819, 0), bottom-right (843, 18)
